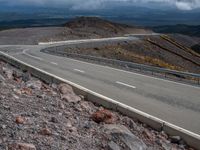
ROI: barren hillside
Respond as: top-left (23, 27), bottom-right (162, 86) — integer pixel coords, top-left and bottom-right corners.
top-left (65, 17), bottom-right (151, 37)
top-left (0, 17), bottom-right (151, 45)
top-left (44, 34), bottom-right (200, 74)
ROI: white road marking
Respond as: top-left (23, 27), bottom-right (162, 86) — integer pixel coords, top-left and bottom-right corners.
top-left (1, 51), bottom-right (199, 139)
top-left (23, 49), bottom-right (43, 61)
top-left (61, 56), bottom-right (200, 89)
top-left (10, 43), bottom-right (199, 90)
top-left (116, 81), bottom-right (136, 89)
top-left (50, 62), bottom-right (58, 65)
top-left (73, 69), bottom-right (85, 73)
top-left (38, 36), bottom-right (133, 45)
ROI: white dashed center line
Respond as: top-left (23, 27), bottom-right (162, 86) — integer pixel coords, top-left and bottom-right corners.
top-left (50, 62), bottom-right (58, 65)
top-left (74, 69), bottom-right (85, 73)
top-left (116, 81), bottom-right (136, 89)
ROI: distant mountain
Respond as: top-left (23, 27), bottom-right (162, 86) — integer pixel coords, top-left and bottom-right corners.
top-left (65, 17), bottom-right (151, 37)
top-left (65, 17), bottom-right (133, 31)
top-left (152, 25), bottom-right (200, 37)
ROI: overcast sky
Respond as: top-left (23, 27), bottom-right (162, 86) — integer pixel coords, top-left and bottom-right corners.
top-left (1, 0), bottom-right (200, 10)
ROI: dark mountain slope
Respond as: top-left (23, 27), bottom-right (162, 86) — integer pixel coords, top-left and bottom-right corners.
top-left (152, 25), bottom-right (200, 37)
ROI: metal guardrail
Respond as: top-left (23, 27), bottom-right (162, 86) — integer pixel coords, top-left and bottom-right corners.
top-left (42, 47), bottom-right (200, 85)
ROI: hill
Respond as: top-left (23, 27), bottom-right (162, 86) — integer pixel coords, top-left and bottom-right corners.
top-left (65, 17), bottom-right (152, 37)
top-left (0, 17), bottom-right (152, 45)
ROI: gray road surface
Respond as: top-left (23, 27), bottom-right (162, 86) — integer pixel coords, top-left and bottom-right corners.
top-left (0, 37), bottom-right (200, 135)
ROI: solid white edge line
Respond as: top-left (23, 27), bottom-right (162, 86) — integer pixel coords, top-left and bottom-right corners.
top-left (1, 51), bottom-right (200, 139)
top-left (116, 81), bottom-right (136, 89)
top-left (19, 44), bottom-right (200, 90)
top-left (56, 54), bottom-right (200, 90)
top-left (38, 36), bottom-right (132, 45)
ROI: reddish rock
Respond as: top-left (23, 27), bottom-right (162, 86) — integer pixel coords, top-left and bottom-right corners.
top-left (58, 83), bottom-right (74, 95)
top-left (8, 143), bottom-right (36, 150)
top-left (16, 116), bottom-right (25, 124)
top-left (91, 109), bottom-right (117, 124)
top-left (20, 88), bottom-right (32, 96)
top-left (14, 77), bottom-right (22, 83)
top-left (39, 127), bottom-right (51, 136)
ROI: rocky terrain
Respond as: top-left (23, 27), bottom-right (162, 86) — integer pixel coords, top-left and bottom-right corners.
top-left (0, 16), bottom-right (199, 74)
top-left (65, 17), bottom-right (151, 38)
top-left (0, 17), bottom-right (151, 45)
top-left (0, 61), bottom-right (195, 150)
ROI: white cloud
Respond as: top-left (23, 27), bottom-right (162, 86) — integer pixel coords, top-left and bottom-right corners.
top-left (176, 2), bottom-right (193, 10)
top-left (175, 0), bottom-right (200, 10)
top-left (1, 0), bottom-right (200, 10)
top-left (71, 0), bottom-right (200, 10)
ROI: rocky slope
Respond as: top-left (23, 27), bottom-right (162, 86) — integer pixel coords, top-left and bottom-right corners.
top-left (0, 61), bottom-right (194, 150)
top-left (44, 34), bottom-right (200, 74)
top-left (65, 17), bottom-right (151, 38)
top-left (0, 17), bottom-right (151, 45)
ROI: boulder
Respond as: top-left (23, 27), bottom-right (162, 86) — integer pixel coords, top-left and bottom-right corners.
top-left (3, 67), bottom-right (13, 79)
top-left (105, 124), bottom-right (147, 150)
top-left (26, 80), bottom-right (42, 90)
top-left (15, 116), bottom-right (25, 124)
top-left (80, 101), bottom-right (93, 113)
top-left (108, 141), bottom-right (121, 150)
top-left (91, 109), bottom-right (117, 124)
top-left (20, 88), bottom-right (32, 96)
top-left (58, 83), bottom-right (74, 95)
top-left (61, 94), bottom-right (81, 103)
top-left (39, 127), bottom-right (52, 136)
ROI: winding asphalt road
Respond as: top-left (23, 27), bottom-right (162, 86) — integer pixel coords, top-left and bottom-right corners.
top-left (0, 37), bottom-right (200, 135)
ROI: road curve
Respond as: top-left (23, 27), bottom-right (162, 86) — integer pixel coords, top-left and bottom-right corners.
top-left (0, 37), bottom-right (200, 135)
